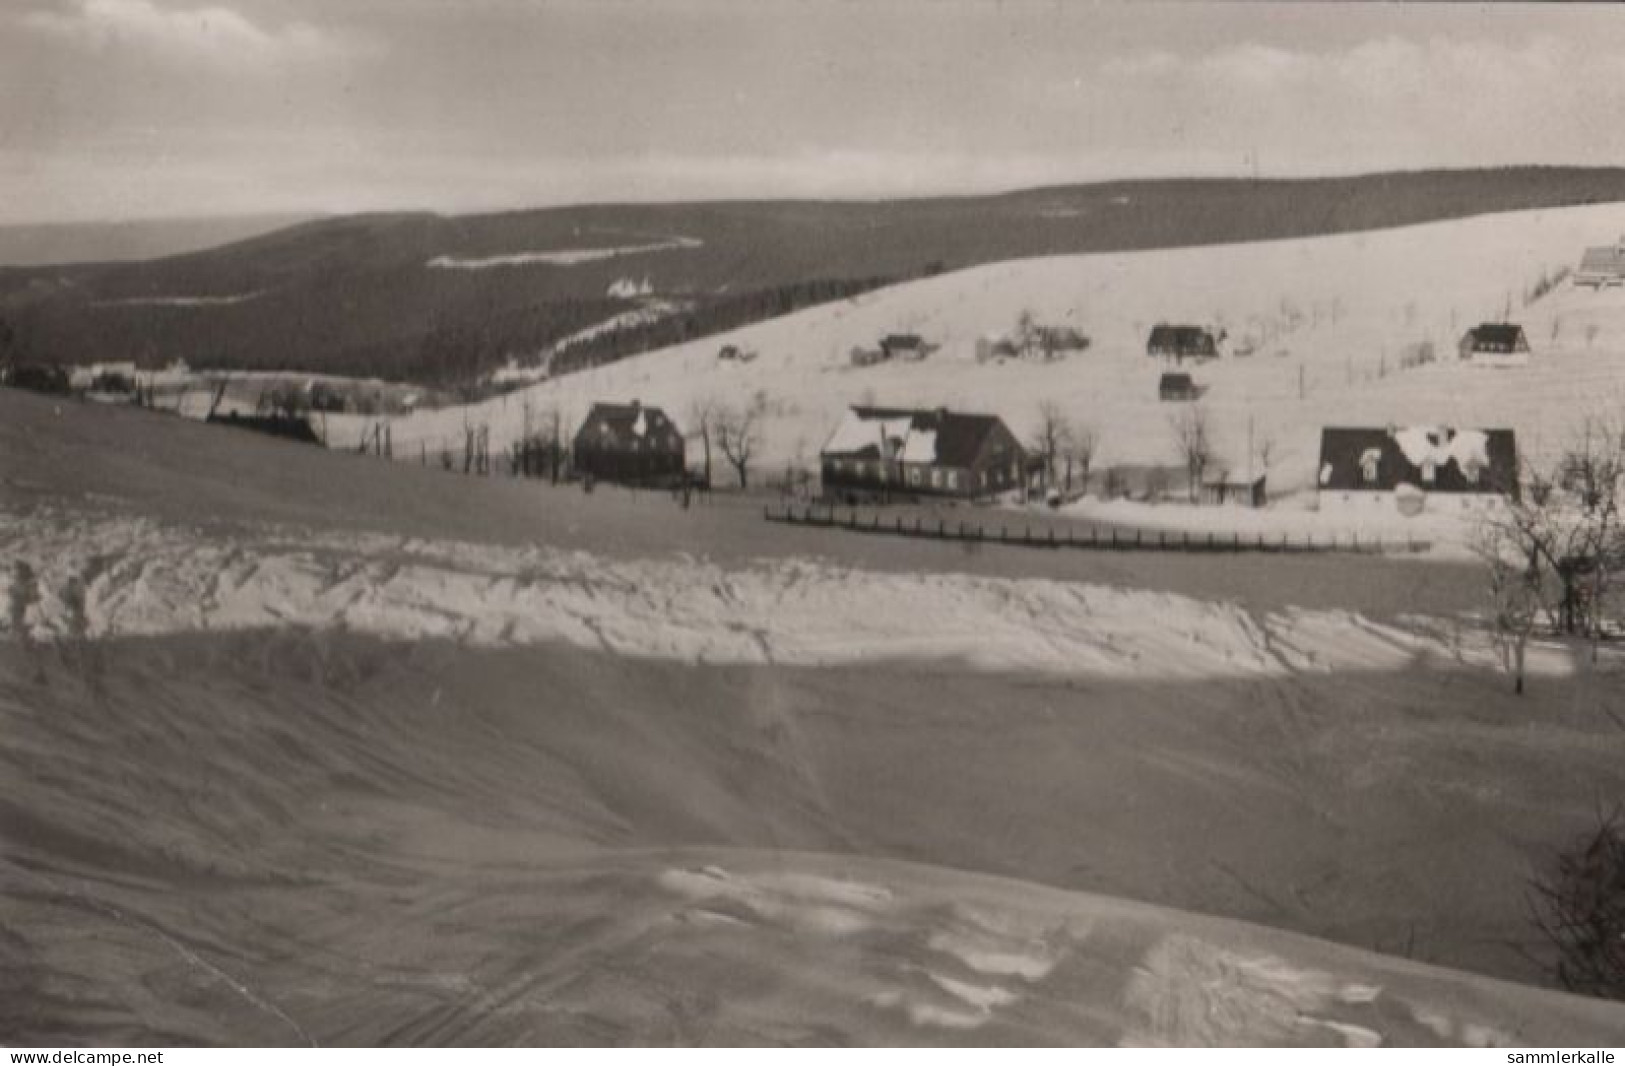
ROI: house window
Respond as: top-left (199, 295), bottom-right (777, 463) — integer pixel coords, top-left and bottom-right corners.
top-left (931, 469), bottom-right (943, 488)
top-left (908, 467), bottom-right (921, 486)
top-left (1421, 460), bottom-right (1436, 485)
top-left (947, 471), bottom-right (960, 491)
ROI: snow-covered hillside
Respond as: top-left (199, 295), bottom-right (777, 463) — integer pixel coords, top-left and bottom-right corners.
top-left (334, 204), bottom-right (1625, 494)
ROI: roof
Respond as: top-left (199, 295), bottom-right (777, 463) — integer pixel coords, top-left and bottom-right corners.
top-left (1318, 426), bottom-right (1517, 494)
top-left (1159, 372), bottom-right (1195, 388)
top-left (1461, 323), bottom-right (1527, 351)
top-left (1147, 325), bottom-right (1217, 353)
top-left (1579, 245), bottom-right (1625, 275)
top-left (578, 401), bottom-right (681, 442)
top-left (821, 405), bottom-right (1011, 467)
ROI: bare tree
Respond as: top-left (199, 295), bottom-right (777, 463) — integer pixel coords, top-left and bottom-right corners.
top-left (1168, 404), bottom-right (1214, 503)
top-left (1471, 419), bottom-right (1625, 692)
top-left (1530, 808), bottom-right (1625, 999)
top-left (1015, 308), bottom-right (1038, 359)
top-left (1065, 423), bottom-right (1098, 496)
top-left (1029, 401), bottom-right (1070, 492)
top-left (1470, 517), bottom-right (1546, 696)
top-left (1557, 417), bottom-right (1625, 659)
top-left (715, 397), bottom-right (765, 489)
top-left (688, 396), bottom-right (719, 488)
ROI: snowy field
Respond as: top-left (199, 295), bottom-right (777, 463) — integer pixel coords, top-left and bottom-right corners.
top-left (330, 203), bottom-right (1625, 507)
top-left (5, 507), bottom-right (1596, 683)
top-left (5, 389), bottom-right (1625, 1043)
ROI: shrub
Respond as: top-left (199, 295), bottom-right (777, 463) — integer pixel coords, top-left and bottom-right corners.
top-left (1531, 810), bottom-right (1625, 1000)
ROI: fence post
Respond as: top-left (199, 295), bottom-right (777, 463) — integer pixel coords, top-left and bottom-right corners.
top-left (1136, 529), bottom-right (1142, 548)
top-left (1234, 531), bottom-right (1240, 551)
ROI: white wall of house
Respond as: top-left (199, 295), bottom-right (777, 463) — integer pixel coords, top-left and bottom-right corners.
top-left (1463, 350), bottom-right (1530, 368)
top-left (1316, 488), bottom-right (1505, 517)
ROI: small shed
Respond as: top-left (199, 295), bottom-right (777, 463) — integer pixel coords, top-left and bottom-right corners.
top-left (1199, 472), bottom-right (1267, 508)
top-left (880, 334), bottom-right (931, 361)
top-left (1158, 372), bottom-right (1201, 402)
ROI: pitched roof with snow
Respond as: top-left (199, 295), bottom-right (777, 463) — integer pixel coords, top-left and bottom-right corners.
top-left (821, 405), bottom-right (1011, 468)
top-left (577, 401), bottom-right (682, 446)
top-left (1317, 426), bottom-right (1516, 494)
top-left (1579, 245), bottom-right (1625, 277)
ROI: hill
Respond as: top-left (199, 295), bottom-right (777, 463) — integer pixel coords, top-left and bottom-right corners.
top-left (7, 167), bottom-right (1625, 387)
top-left (4, 391), bottom-right (1625, 1044)
top-left (0, 213), bottom-right (316, 268)
top-left (347, 199), bottom-right (1625, 517)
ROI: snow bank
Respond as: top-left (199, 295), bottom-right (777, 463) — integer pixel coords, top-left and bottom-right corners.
top-left (2, 509), bottom-right (1584, 683)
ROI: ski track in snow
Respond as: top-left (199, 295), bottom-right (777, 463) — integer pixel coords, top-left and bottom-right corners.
top-left (0, 509), bottom-right (1583, 682)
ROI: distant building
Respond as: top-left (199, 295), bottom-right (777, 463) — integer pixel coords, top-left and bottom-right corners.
top-left (1199, 471), bottom-right (1267, 508)
top-left (820, 405), bottom-right (1034, 501)
top-left (879, 333), bottom-right (931, 361)
top-left (974, 334), bottom-right (1020, 362)
top-left (1158, 372), bottom-right (1201, 402)
top-left (1458, 323), bottom-right (1531, 367)
top-left (572, 401), bottom-right (686, 486)
top-left (1576, 237), bottom-right (1625, 289)
top-left (1317, 425), bottom-right (1517, 516)
top-left (1147, 325), bottom-right (1220, 362)
top-left (1033, 325), bottom-right (1090, 356)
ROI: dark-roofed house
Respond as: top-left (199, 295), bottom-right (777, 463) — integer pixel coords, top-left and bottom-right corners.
top-left (572, 401), bottom-right (686, 486)
top-left (1458, 323), bottom-right (1531, 367)
top-left (1317, 425), bottom-right (1517, 516)
top-left (819, 405), bottom-right (1035, 501)
top-left (1576, 238), bottom-right (1625, 289)
top-left (1147, 325), bottom-right (1220, 362)
top-left (1158, 372), bottom-right (1201, 402)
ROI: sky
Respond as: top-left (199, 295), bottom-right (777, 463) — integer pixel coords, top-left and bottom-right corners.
top-left (3, 0), bottom-right (1625, 224)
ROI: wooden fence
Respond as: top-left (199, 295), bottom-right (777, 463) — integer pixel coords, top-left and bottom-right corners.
top-left (763, 504), bottom-right (1430, 555)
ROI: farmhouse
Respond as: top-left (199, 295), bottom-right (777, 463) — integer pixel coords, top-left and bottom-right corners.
top-left (1458, 323), bottom-right (1531, 367)
top-left (572, 401), bottom-right (686, 486)
top-left (1576, 237), bottom-right (1625, 288)
top-left (1317, 425), bottom-right (1517, 516)
top-left (1158, 372), bottom-right (1201, 402)
top-left (820, 405), bottom-right (1034, 501)
top-left (1147, 324), bottom-right (1220, 362)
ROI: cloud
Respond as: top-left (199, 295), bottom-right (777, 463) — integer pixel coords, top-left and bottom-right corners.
top-left (23, 0), bottom-right (348, 69)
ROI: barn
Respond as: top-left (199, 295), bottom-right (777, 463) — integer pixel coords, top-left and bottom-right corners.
top-left (1317, 425), bottom-right (1517, 516)
top-left (1147, 325), bottom-right (1220, 362)
top-left (820, 405), bottom-right (1034, 501)
top-left (1458, 323), bottom-right (1531, 367)
top-left (572, 401), bottom-right (686, 486)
